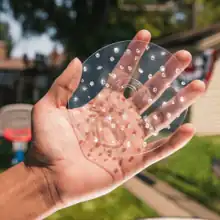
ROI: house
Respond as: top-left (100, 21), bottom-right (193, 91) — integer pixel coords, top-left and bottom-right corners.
top-left (0, 41), bottom-right (66, 105)
top-left (155, 23), bottom-right (220, 136)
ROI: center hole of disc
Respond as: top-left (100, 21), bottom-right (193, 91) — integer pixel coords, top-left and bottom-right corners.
top-left (124, 84), bottom-right (137, 98)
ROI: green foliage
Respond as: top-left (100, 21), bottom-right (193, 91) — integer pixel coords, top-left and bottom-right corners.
top-left (148, 135), bottom-right (220, 214)
top-left (3, 0), bottom-right (179, 59)
top-left (0, 22), bottom-right (13, 57)
top-left (46, 187), bottom-right (158, 220)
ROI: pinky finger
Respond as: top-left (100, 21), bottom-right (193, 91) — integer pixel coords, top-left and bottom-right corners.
top-left (142, 123), bottom-right (195, 168)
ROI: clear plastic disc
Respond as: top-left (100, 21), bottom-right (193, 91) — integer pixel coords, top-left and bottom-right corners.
top-left (68, 41), bottom-right (188, 159)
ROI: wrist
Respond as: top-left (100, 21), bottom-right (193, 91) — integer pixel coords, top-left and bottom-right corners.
top-left (26, 163), bottom-right (61, 214)
top-left (0, 162), bottom-right (59, 219)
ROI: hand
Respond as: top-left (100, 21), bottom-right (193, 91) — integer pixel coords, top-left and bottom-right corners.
top-left (26, 30), bottom-right (205, 211)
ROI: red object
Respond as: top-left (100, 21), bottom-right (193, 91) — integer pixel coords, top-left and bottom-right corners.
top-left (3, 128), bottom-right (31, 142)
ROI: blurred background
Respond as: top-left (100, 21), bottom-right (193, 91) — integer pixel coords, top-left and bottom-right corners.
top-left (1, 0), bottom-right (220, 219)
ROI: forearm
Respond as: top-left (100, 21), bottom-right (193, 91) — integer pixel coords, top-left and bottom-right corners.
top-left (0, 162), bottom-right (58, 220)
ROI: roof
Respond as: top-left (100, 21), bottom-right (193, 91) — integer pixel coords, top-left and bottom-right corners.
top-left (154, 23), bottom-right (220, 49)
top-left (0, 58), bottom-right (31, 71)
top-left (120, 0), bottom-right (176, 12)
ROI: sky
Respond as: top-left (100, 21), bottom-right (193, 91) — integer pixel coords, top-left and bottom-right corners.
top-left (0, 13), bottom-right (64, 59)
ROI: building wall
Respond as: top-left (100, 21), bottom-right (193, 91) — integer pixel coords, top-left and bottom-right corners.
top-left (190, 55), bottom-right (220, 135)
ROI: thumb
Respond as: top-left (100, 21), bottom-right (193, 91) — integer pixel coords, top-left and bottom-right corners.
top-left (44, 58), bottom-right (82, 107)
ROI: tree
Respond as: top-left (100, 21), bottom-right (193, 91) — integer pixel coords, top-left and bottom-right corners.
top-left (4, 0), bottom-right (179, 60)
top-left (0, 22), bottom-right (13, 57)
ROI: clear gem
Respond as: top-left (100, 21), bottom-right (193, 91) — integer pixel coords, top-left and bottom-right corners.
top-left (110, 56), bottom-right (115, 62)
top-left (73, 96), bottom-right (78, 102)
top-left (180, 96), bottom-right (184, 102)
top-left (160, 66), bottom-right (165, 72)
top-left (166, 112), bottom-right (171, 118)
top-left (181, 81), bottom-right (186, 86)
top-left (138, 68), bottom-right (144, 74)
top-left (83, 66), bottom-right (87, 72)
top-left (151, 55), bottom-right (155, 60)
top-left (119, 65), bottom-right (124, 70)
top-left (127, 141), bottom-right (131, 148)
top-left (90, 81), bottom-right (95, 86)
top-left (176, 68), bottom-right (181, 74)
top-left (148, 74), bottom-right (153, 79)
top-left (101, 78), bottom-right (106, 85)
top-left (82, 86), bottom-right (87, 91)
top-left (161, 72), bottom-right (166, 78)
top-left (114, 47), bottom-right (119, 53)
top-left (128, 66), bottom-right (132, 71)
top-left (94, 137), bottom-right (99, 143)
top-left (97, 65), bottom-right (103, 70)
top-left (136, 48), bottom-right (140, 54)
top-left (126, 49), bottom-right (131, 54)
top-left (143, 142), bottom-right (147, 148)
top-left (95, 53), bottom-right (100, 58)
top-left (153, 87), bottom-right (157, 93)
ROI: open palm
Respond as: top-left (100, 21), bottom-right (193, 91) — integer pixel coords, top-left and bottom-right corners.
top-left (26, 30), bottom-right (205, 210)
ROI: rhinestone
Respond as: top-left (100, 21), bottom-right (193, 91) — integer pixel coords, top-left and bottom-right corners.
top-left (111, 123), bottom-right (116, 128)
top-left (136, 48), bottom-right (140, 54)
top-left (126, 49), bottom-right (131, 54)
top-left (148, 74), bottom-right (153, 79)
top-left (181, 81), bottom-right (186, 86)
top-left (105, 83), bottom-right (110, 88)
top-left (127, 141), bottom-right (131, 148)
top-left (151, 55), bottom-right (155, 60)
top-left (110, 56), bottom-right (115, 62)
top-left (145, 123), bottom-right (150, 129)
top-left (161, 51), bottom-right (166, 56)
top-left (153, 87), bottom-right (157, 93)
top-left (97, 65), bottom-right (103, 70)
top-left (81, 79), bottom-right (84, 83)
top-left (101, 78), bottom-right (106, 85)
top-left (114, 47), bottom-right (119, 53)
top-left (83, 66), bottom-right (87, 72)
top-left (143, 142), bottom-right (147, 147)
top-left (122, 113), bottom-right (128, 120)
top-left (73, 96), bottom-right (78, 102)
top-left (119, 65), bottom-right (124, 70)
top-left (160, 66), bottom-right (165, 72)
top-left (180, 96), bottom-right (184, 102)
top-left (106, 115), bottom-right (112, 121)
top-left (138, 68), bottom-right (144, 74)
top-left (128, 66), bottom-right (132, 72)
top-left (161, 72), bottom-right (166, 78)
top-left (146, 45), bottom-right (150, 50)
top-left (153, 115), bottom-right (158, 120)
top-left (176, 68), bottom-right (181, 74)
top-left (148, 98), bottom-right (153, 103)
top-left (82, 86), bottom-right (87, 91)
top-left (95, 53), bottom-right (100, 58)
top-left (90, 81), bottom-right (95, 86)
top-left (94, 137), bottom-right (98, 143)
top-left (166, 112), bottom-right (171, 118)
top-left (110, 73), bottom-right (116, 79)
top-left (162, 101), bottom-right (167, 106)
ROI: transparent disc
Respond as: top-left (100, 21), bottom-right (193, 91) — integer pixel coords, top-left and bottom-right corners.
top-left (68, 41), bottom-right (188, 159)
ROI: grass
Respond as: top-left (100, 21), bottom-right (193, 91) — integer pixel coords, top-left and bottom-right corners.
top-left (147, 135), bottom-right (220, 213)
top-left (46, 187), bottom-right (158, 220)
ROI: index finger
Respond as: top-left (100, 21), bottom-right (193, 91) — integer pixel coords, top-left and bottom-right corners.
top-left (107, 30), bottom-right (151, 91)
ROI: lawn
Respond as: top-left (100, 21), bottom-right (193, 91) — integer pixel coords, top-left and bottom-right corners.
top-left (147, 135), bottom-right (220, 214)
top-left (46, 187), bottom-right (158, 220)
